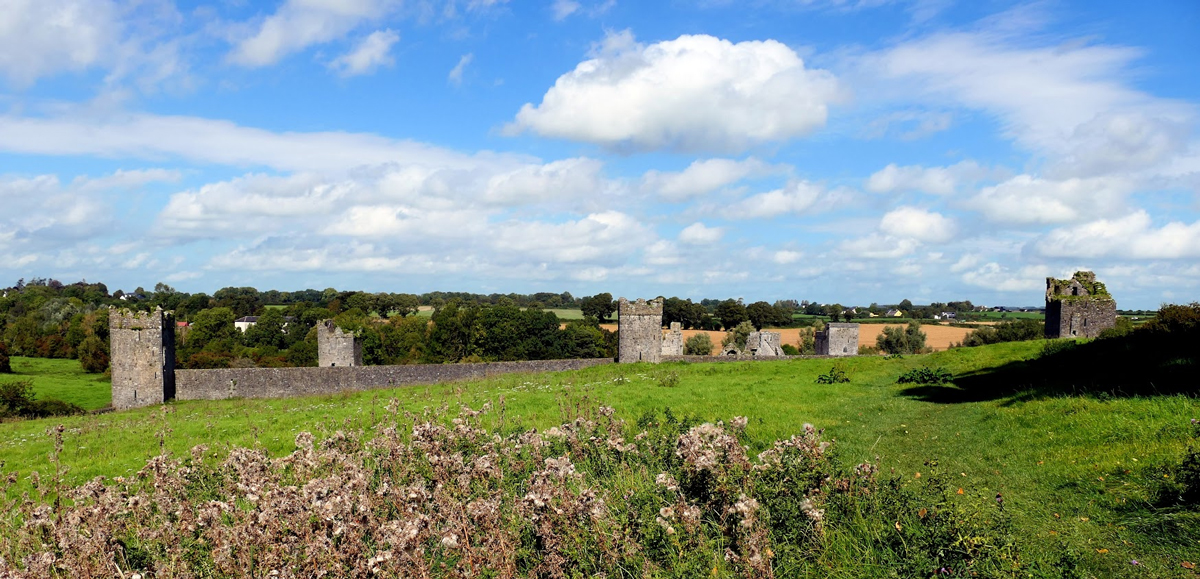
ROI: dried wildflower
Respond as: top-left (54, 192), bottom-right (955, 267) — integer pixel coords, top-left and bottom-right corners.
top-left (655, 473), bottom-right (679, 491)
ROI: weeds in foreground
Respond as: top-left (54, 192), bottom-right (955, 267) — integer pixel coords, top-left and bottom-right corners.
top-left (1, 403), bottom-right (1051, 578)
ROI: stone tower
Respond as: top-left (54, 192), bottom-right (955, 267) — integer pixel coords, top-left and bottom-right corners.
top-left (317, 320), bottom-right (363, 367)
top-left (816, 323), bottom-right (859, 357)
top-left (109, 307), bottom-right (175, 409)
top-left (1045, 271), bottom-right (1116, 339)
top-left (617, 297), bottom-right (663, 363)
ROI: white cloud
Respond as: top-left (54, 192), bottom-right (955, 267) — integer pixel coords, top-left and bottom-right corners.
top-left (483, 157), bottom-right (606, 205)
top-left (509, 31), bottom-right (841, 152)
top-left (724, 180), bottom-right (830, 219)
top-left (960, 262), bottom-right (1050, 292)
top-left (0, 0), bottom-right (119, 85)
top-left (865, 27), bottom-right (1195, 176)
top-left (866, 160), bottom-right (992, 195)
top-left (228, 0), bottom-right (395, 67)
top-left (330, 29), bottom-right (399, 76)
top-left (448, 53), bottom-right (473, 85)
top-left (641, 157), bottom-right (779, 201)
top-left (0, 112), bottom-right (528, 173)
top-left (678, 222), bottom-right (724, 245)
top-left (838, 234), bottom-right (919, 259)
top-left (879, 206), bottom-right (956, 243)
top-left (1030, 211), bottom-right (1200, 260)
top-left (970, 174), bottom-right (1133, 225)
top-left (772, 250), bottom-right (803, 264)
top-left (551, 0), bottom-right (581, 20)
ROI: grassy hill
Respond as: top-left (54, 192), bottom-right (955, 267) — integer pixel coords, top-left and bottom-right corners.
top-left (1, 340), bottom-right (1197, 577)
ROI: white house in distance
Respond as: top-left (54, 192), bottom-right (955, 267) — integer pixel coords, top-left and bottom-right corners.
top-left (234, 316), bottom-right (259, 332)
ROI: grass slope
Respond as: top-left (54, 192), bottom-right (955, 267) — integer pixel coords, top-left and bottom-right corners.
top-left (4, 356), bottom-right (111, 410)
top-left (1, 342), bottom-right (1197, 576)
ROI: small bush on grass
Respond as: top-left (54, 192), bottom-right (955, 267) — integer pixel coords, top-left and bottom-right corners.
top-left (876, 322), bottom-right (928, 355)
top-left (780, 344), bottom-right (800, 355)
top-left (0, 380), bottom-right (83, 419)
top-left (898, 366), bottom-right (953, 385)
top-left (816, 365), bottom-right (850, 384)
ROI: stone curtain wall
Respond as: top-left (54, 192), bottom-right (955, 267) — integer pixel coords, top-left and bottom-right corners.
top-left (110, 308), bottom-right (175, 410)
top-left (618, 297), bottom-right (663, 363)
top-left (816, 323), bottom-right (859, 357)
top-left (176, 358), bottom-right (614, 401)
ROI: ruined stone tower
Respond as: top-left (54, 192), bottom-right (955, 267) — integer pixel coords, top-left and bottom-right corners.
top-left (661, 322), bottom-right (684, 356)
top-left (617, 297), bottom-right (663, 363)
top-left (109, 307), bottom-right (175, 409)
top-left (317, 320), bottom-right (363, 367)
top-left (815, 323), bottom-right (859, 357)
top-left (1045, 271), bottom-right (1116, 339)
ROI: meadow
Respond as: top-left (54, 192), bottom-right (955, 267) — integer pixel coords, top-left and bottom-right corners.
top-left (1, 339), bottom-right (1197, 577)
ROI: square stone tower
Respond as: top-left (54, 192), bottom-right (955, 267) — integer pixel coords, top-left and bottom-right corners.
top-left (109, 307), bottom-right (175, 409)
top-left (618, 297), bottom-right (663, 363)
top-left (1045, 271), bottom-right (1117, 339)
top-left (816, 323), bottom-right (859, 357)
top-left (317, 320), bottom-right (363, 367)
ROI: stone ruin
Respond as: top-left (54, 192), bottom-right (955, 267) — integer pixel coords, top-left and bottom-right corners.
top-left (110, 307), bottom-right (175, 410)
top-left (1045, 271), bottom-right (1116, 339)
top-left (661, 322), bottom-right (684, 356)
top-left (815, 323), bottom-right (859, 357)
top-left (720, 331), bottom-right (784, 357)
top-left (617, 297), bottom-right (663, 363)
top-left (317, 320), bottom-right (363, 367)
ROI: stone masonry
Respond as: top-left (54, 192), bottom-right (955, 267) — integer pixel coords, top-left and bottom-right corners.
top-left (815, 323), bottom-right (859, 357)
top-left (618, 297), bottom-right (663, 363)
top-left (1045, 271), bottom-right (1116, 339)
top-left (746, 331), bottom-right (784, 357)
top-left (318, 320), bottom-right (363, 367)
top-left (661, 322), bottom-right (684, 356)
top-left (109, 307), bottom-right (175, 410)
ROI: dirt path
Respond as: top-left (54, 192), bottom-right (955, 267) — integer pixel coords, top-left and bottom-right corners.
top-left (598, 323), bottom-right (975, 354)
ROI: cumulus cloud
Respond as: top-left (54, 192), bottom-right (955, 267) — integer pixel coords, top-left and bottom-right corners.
top-left (866, 160), bottom-right (993, 195)
top-left (330, 29), bottom-right (399, 76)
top-left (678, 222), bottom-right (724, 245)
top-left (509, 31), bottom-right (841, 152)
top-left (960, 262), bottom-right (1050, 292)
top-left (838, 234), bottom-right (919, 259)
top-left (0, 0), bottom-right (119, 85)
top-left (879, 206), bottom-right (956, 243)
top-left (483, 157), bottom-right (606, 205)
top-left (969, 174), bottom-right (1133, 225)
top-left (1030, 211), bottom-right (1200, 260)
top-left (724, 180), bottom-right (831, 219)
top-left (641, 157), bottom-right (779, 201)
top-left (228, 0), bottom-right (395, 67)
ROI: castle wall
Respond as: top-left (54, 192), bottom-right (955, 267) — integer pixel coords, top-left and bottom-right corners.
top-left (815, 323), bottom-right (859, 357)
top-left (109, 308), bottom-right (175, 410)
top-left (175, 358), bottom-right (613, 401)
top-left (317, 320), bottom-right (362, 367)
top-left (661, 322), bottom-right (683, 356)
top-left (618, 298), bottom-right (663, 363)
top-left (746, 331), bottom-right (783, 357)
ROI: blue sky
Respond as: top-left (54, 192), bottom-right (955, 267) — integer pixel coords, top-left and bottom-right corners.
top-left (1, 0), bottom-right (1198, 309)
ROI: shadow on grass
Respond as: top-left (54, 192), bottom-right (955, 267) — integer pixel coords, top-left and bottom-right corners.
top-left (901, 327), bottom-right (1199, 404)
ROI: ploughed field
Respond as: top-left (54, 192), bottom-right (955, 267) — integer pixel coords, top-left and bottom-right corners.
top-left (0, 342), bottom-right (1197, 578)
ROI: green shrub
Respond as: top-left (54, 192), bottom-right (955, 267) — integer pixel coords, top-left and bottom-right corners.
top-left (0, 341), bottom-right (11, 373)
top-left (683, 333), bottom-right (713, 355)
top-left (876, 321), bottom-right (928, 355)
top-left (898, 366), bottom-right (953, 385)
top-left (956, 318), bottom-right (1044, 347)
top-left (816, 365), bottom-right (850, 384)
top-left (780, 343), bottom-right (800, 355)
top-left (0, 379), bottom-right (35, 418)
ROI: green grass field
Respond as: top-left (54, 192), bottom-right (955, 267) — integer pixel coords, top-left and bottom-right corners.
top-left (1, 343), bottom-right (1197, 576)
top-left (3, 357), bottom-right (111, 410)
